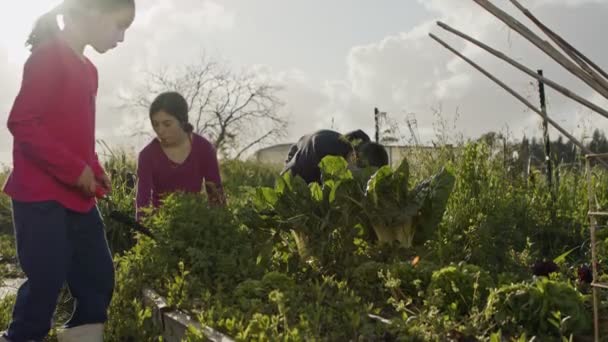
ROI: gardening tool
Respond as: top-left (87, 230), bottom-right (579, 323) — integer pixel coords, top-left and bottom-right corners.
top-left (95, 185), bottom-right (156, 240)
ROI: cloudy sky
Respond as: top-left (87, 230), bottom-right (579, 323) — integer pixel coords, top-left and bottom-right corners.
top-left (0, 0), bottom-right (607, 165)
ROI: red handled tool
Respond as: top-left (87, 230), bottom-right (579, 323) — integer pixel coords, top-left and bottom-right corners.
top-left (95, 184), bottom-right (108, 199)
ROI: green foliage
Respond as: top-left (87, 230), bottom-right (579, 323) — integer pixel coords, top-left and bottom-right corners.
top-left (0, 234), bottom-right (15, 262)
top-left (433, 143), bottom-right (549, 275)
top-left (251, 157), bottom-right (369, 273)
top-left (0, 170), bottom-right (12, 235)
top-left (100, 145), bottom-right (599, 340)
top-left (427, 263), bottom-right (493, 317)
top-left (148, 193), bottom-right (269, 293)
top-left (97, 150), bottom-right (138, 255)
top-left (192, 274), bottom-right (385, 341)
top-left (1, 137), bottom-right (606, 340)
top-left (349, 261), bottom-right (390, 306)
top-left (105, 240), bottom-right (163, 341)
top-left (484, 278), bottom-right (591, 338)
top-left (0, 294), bottom-right (15, 332)
top-left (384, 260), bottom-right (437, 305)
top-left (350, 260), bottom-right (437, 311)
top-left (364, 158), bottom-right (455, 247)
top-left (220, 159), bottom-right (280, 200)
top-left (0, 234), bottom-right (20, 280)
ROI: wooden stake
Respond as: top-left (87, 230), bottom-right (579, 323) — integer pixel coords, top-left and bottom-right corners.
top-left (429, 33), bottom-right (605, 166)
top-left (436, 21), bottom-right (608, 120)
top-left (471, 0), bottom-right (608, 100)
top-left (509, 0), bottom-right (608, 83)
top-left (537, 69), bottom-right (553, 188)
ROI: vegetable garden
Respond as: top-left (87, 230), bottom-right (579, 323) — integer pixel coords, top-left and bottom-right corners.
top-left (2, 141), bottom-right (607, 341)
top-left (3, 1), bottom-right (608, 339)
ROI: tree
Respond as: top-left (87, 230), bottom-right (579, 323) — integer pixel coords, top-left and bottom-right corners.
top-left (589, 129), bottom-right (608, 154)
top-left (126, 55), bottom-right (288, 159)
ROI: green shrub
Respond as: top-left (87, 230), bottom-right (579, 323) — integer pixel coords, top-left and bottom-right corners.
top-left (484, 278), bottom-right (591, 338)
top-left (427, 263), bottom-right (493, 317)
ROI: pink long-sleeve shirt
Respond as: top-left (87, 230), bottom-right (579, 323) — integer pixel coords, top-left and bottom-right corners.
top-left (3, 37), bottom-right (106, 213)
top-left (135, 134), bottom-right (223, 220)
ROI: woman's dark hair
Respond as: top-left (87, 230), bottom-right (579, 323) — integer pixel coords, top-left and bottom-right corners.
top-left (149, 92), bottom-right (194, 133)
top-left (27, 0), bottom-right (135, 50)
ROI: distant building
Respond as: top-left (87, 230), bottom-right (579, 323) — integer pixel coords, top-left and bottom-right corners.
top-left (252, 143), bottom-right (446, 168)
top-left (251, 143), bottom-right (293, 166)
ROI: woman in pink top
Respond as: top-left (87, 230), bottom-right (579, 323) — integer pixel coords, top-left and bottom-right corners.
top-left (136, 92), bottom-right (224, 221)
top-left (1, 0), bottom-right (136, 341)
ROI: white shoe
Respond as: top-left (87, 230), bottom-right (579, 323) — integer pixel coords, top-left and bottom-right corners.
top-left (57, 323), bottom-right (104, 342)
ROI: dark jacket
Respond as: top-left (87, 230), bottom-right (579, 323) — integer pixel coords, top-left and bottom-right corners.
top-left (281, 129), bottom-right (370, 184)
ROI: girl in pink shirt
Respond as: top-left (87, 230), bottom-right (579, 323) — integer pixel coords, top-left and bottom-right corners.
top-left (136, 92), bottom-right (224, 221)
top-left (1, 0), bottom-right (135, 341)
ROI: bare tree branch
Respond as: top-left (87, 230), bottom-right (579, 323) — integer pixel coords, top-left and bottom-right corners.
top-left (123, 55), bottom-right (287, 159)
top-left (235, 128), bottom-right (281, 159)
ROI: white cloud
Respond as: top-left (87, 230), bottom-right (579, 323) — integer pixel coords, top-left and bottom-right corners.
top-left (0, 47), bottom-right (19, 167)
top-left (1, 0), bottom-right (608, 166)
top-left (1, 0), bottom-right (236, 149)
top-left (87, 0), bottom-right (236, 153)
top-left (310, 0), bottom-right (608, 145)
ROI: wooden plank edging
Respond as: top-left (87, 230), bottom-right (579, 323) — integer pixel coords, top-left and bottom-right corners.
top-left (142, 288), bottom-right (234, 342)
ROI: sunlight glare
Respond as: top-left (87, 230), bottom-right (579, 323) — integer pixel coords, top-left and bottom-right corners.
top-left (0, 0), bottom-right (62, 64)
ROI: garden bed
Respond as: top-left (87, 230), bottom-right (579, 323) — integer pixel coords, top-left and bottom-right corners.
top-left (142, 287), bottom-right (234, 342)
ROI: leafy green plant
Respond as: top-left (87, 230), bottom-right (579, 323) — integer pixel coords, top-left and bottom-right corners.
top-left (0, 234), bottom-right (16, 262)
top-left (193, 274), bottom-right (385, 341)
top-left (105, 240), bottom-right (163, 341)
top-left (78, 138), bottom-right (606, 340)
top-left (220, 159), bottom-right (280, 201)
top-left (0, 170), bottom-right (13, 235)
top-left (96, 150), bottom-right (138, 255)
top-left (427, 263), bottom-right (493, 317)
top-left (0, 294), bottom-right (15, 333)
top-left (484, 278), bottom-right (591, 338)
top-left (251, 156), bottom-right (368, 273)
top-left (364, 158), bottom-right (455, 248)
top-left (148, 192), bottom-right (269, 294)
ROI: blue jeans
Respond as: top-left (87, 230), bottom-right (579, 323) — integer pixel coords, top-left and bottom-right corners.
top-left (3, 200), bottom-right (114, 342)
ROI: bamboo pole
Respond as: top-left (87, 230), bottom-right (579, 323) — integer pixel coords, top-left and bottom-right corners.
top-left (428, 33), bottom-right (606, 167)
top-left (471, 0), bottom-right (608, 100)
top-left (537, 70), bottom-right (554, 193)
top-left (436, 21), bottom-right (608, 120)
top-left (586, 157), bottom-right (601, 341)
top-left (509, 0), bottom-right (608, 82)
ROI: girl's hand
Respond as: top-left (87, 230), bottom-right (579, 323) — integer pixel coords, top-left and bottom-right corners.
top-left (77, 165), bottom-right (96, 197)
top-left (99, 173), bottom-right (112, 194)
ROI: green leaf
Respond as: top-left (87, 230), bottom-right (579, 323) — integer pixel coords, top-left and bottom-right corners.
top-left (489, 331), bottom-right (502, 342)
top-left (366, 166), bottom-right (393, 206)
top-left (310, 182), bottom-right (323, 202)
top-left (553, 247), bottom-right (578, 265)
top-left (319, 155), bottom-right (352, 182)
top-left (258, 187), bottom-right (278, 206)
top-left (412, 167), bottom-right (456, 245)
top-left (393, 158), bottom-right (410, 202)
